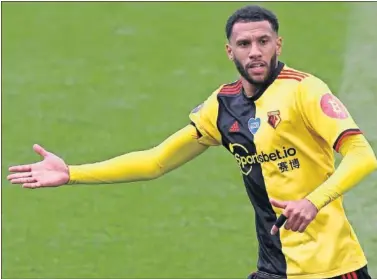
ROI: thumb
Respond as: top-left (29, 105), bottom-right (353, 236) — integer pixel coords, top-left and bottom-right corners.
top-left (270, 198), bottom-right (289, 209)
top-left (33, 144), bottom-right (49, 158)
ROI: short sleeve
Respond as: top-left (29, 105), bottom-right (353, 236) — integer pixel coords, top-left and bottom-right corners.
top-left (297, 76), bottom-right (362, 152)
top-left (189, 88), bottom-right (222, 146)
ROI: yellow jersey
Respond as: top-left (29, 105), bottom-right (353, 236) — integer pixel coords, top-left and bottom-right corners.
top-left (189, 61), bottom-right (366, 279)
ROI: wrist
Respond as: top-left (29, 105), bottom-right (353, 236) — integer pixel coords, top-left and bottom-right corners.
top-left (305, 197), bottom-right (320, 212)
top-left (66, 165), bottom-right (76, 185)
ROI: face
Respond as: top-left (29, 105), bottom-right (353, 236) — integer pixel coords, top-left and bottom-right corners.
top-left (226, 20), bottom-right (282, 85)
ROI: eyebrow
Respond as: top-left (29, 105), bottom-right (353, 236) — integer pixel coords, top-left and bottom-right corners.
top-left (235, 34), bottom-right (272, 42)
top-left (257, 34), bottom-right (272, 39)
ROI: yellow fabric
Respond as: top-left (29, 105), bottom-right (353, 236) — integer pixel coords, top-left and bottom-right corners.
top-left (66, 63), bottom-right (377, 278)
top-left (255, 72), bottom-right (376, 278)
top-left (189, 86), bottom-right (223, 146)
top-left (190, 65), bottom-right (377, 278)
top-left (68, 125), bottom-right (208, 184)
top-left (296, 75), bottom-right (361, 150)
top-left (306, 134), bottom-right (377, 209)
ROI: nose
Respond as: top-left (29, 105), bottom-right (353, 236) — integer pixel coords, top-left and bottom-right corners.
top-left (248, 43), bottom-right (262, 59)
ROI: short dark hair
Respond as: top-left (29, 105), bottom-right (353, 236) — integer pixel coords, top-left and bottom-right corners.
top-left (225, 5), bottom-right (279, 40)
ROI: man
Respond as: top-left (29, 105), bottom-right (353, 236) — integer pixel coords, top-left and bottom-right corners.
top-left (7, 5), bottom-right (377, 279)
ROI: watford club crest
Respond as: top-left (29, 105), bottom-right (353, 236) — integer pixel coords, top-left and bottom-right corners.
top-left (267, 110), bottom-right (281, 129)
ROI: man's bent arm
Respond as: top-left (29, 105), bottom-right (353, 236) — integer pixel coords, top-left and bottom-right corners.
top-left (306, 134), bottom-right (377, 210)
top-left (67, 124), bottom-right (208, 184)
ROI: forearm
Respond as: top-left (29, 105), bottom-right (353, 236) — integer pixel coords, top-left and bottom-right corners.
top-left (306, 134), bottom-right (377, 210)
top-left (67, 125), bottom-right (208, 184)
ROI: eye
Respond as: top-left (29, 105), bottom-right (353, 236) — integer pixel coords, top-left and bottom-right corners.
top-left (237, 40), bottom-right (250, 47)
top-left (260, 38), bottom-right (269, 45)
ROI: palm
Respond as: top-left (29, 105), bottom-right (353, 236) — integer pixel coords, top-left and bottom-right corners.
top-left (7, 144), bottom-right (69, 188)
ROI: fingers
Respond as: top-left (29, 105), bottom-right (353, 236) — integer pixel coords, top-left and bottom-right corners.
top-left (33, 144), bottom-right (49, 158)
top-left (289, 216), bottom-right (310, 233)
top-left (7, 172), bottom-right (32, 180)
top-left (270, 198), bottom-right (288, 209)
top-left (271, 225), bottom-right (279, 235)
top-left (272, 213), bottom-right (299, 235)
top-left (9, 177), bottom-right (37, 185)
top-left (283, 208), bottom-right (299, 231)
top-left (273, 213), bottom-right (313, 235)
top-left (288, 216), bottom-right (303, 232)
top-left (9, 165), bottom-right (32, 173)
top-left (8, 144), bottom-right (48, 173)
top-left (270, 199), bottom-right (289, 235)
top-left (271, 214), bottom-right (287, 235)
top-left (281, 213), bottom-right (313, 234)
top-left (298, 222), bottom-right (309, 233)
top-left (23, 182), bottom-right (41, 189)
top-left (271, 200), bottom-right (318, 235)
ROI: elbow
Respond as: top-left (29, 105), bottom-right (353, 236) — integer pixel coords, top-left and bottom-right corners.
top-left (346, 135), bottom-right (377, 174)
top-left (370, 153), bottom-right (377, 172)
top-left (144, 149), bottom-right (165, 180)
top-left (136, 166), bottom-right (163, 181)
top-left (150, 165), bottom-right (165, 180)
top-left (142, 161), bottom-right (164, 181)
top-left (363, 147), bottom-right (377, 175)
top-left (144, 171), bottom-right (163, 181)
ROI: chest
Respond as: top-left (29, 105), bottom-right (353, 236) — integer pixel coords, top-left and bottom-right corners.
top-left (216, 88), bottom-right (304, 179)
top-left (217, 89), bottom-right (298, 152)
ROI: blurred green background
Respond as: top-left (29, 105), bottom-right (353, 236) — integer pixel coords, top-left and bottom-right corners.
top-left (2, 2), bottom-right (377, 278)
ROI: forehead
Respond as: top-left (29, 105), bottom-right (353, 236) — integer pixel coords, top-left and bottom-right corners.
top-left (231, 21), bottom-right (275, 40)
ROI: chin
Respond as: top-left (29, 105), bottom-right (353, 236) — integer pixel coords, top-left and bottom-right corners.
top-left (250, 76), bottom-right (267, 84)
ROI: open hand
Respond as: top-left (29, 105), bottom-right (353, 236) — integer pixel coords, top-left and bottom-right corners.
top-left (7, 144), bottom-right (69, 189)
top-left (270, 198), bottom-right (318, 235)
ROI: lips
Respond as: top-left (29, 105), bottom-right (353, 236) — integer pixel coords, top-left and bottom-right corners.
top-left (248, 61), bottom-right (267, 68)
top-left (247, 61), bottom-right (267, 75)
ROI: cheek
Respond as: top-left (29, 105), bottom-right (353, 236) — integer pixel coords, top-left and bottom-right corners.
top-left (233, 48), bottom-right (251, 59)
top-left (264, 46), bottom-right (277, 58)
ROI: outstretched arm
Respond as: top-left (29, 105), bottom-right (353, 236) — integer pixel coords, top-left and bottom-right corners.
top-left (7, 124), bottom-right (208, 188)
top-left (68, 124), bottom-right (208, 184)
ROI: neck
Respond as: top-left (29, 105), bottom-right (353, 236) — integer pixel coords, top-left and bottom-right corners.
top-left (241, 78), bottom-right (259, 97)
top-left (241, 60), bottom-right (281, 98)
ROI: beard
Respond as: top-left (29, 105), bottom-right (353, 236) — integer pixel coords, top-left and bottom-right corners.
top-left (234, 53), bottom-right (277, 86)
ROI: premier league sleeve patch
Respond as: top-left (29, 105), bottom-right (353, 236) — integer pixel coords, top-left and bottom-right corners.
top-left (191, 103), bottom-right (204, 114)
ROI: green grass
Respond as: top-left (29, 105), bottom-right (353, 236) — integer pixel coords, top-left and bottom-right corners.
top-left (2, 2), bottom-right (376, 279)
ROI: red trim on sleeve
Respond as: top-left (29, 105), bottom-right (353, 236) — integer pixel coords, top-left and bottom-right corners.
top-left (334, 129), bottom-right (362, 152)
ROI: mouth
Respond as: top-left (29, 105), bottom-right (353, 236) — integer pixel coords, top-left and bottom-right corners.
top-left (247, 61), bottom-right (267, 75)
top-left (248, 61), bottom-right (267, 69)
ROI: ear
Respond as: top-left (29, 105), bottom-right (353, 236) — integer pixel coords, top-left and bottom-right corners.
top-left (226, 43), bottom-right (234, 61)
top-left (276, 36), bottom-right (283, 56)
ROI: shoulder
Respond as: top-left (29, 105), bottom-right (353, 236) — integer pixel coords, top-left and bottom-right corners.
top-left (217, 79), bottom-right (242, 96)
top-left (278, 66), bottom-right (312, 82)
top-left (279, 65), bottom-right (332, 99)
top-left (281, 65), bottom-right (328, 86)
top-left (189, 78), bottom-right (242, 118)
top-left (278, 65), bottom-right (329, 86)
top-left (192, 79), bottom-right (242, 112)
